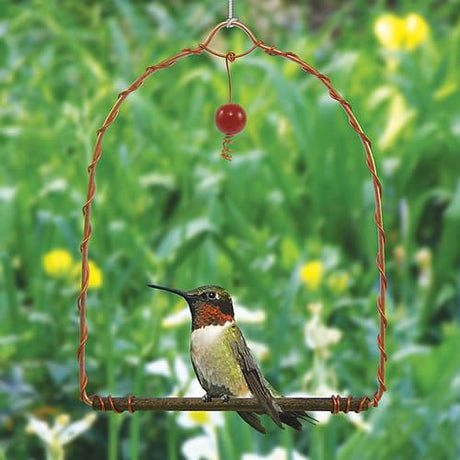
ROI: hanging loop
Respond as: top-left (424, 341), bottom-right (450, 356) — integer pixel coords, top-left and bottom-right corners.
top-left (200, 21), bottom-right (263, 60)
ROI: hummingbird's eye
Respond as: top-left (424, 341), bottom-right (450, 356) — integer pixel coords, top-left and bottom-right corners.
top-left (207, 292), bottom-right (216, 299)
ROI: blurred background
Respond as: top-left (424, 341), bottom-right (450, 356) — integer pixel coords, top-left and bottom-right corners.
top-left (0, 0), bottom-right (458, 459)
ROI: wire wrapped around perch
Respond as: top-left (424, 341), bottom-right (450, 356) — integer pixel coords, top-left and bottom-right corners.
top-left (77, 20), bottom-right (388, 413)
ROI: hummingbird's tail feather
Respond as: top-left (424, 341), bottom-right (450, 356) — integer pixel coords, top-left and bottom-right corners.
top-left (266, 382), bottom-right (318, 429)
top-left (298, 411), bottom-right (318, 425)
top-left (237, 412), bottom-right (267, 434)
top-left (280, 410), bottom-right (318, 430)
top-left (279, 412), bottom-right (303, 431)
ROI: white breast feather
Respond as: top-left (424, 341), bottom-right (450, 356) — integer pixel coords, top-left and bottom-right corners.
top-left (190, 322), bottom-right (250, 396)
top-left (191, 323), bottom-right (231, 349)
top-left (192, 321), bottom-right (228, 349)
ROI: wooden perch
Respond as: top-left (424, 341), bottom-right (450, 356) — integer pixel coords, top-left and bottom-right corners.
top-left (91, 396), bottom-right (369, 413)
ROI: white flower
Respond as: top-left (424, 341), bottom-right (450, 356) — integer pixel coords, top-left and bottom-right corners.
top-left (234, 302), bottom-right (266, 324)
top-left (451, 374), bottom-right (460, 392)
top-left (167, 356), bottom-right (199, 397)
top-left (26, 413), bottom-right (97, 460)
top-left (144, 358), bottom-right (171, 377)
top-left (162, 308), bottom-right (190, 328)
top-left (108, 220), bottom-right (126, 232)
top-left (0, 186), bottom-right (16, 202)
top-left (304, 309), bottom-right (342, 355)
top-left (39, 178), bottom-right (68, 198)
top-left (246, 340), bottom-right (270, 361)
top-left (174, 355), bottom-right (190, 386)
top-left (242, 446), bottom-right (308, 460)
top-left (182, 433), bottom-right (219, 460)
top-left (418, 268), bottom-right (432, 289)
top-left (382, 157), bottom-right (401, 176)
top-left (139, 172), bottom-right (175, 188)
top-left (348, 412), bottom-right (372, 432)
top-left (414, 248), bottom-right (432, 288)
top-left (180, 378), bottom-right (206, 398)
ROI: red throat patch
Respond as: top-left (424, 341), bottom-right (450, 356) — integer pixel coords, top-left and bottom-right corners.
top-left (193, 303), bottom-right (233, 329)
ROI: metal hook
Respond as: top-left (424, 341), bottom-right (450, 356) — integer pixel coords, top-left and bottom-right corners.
top-left (226, 17), bottom-right (238, 28)
top-left (226, 0), bottom-right (238, 28)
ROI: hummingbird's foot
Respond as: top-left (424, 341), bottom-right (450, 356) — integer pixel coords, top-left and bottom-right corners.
top-left (221, 394), bottom-right (231, 403)
top-left (201, 393), bottom-right (212, 403)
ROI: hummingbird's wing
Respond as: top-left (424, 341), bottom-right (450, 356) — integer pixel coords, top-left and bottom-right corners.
top-left (229, 324), bottom-right (283, 428)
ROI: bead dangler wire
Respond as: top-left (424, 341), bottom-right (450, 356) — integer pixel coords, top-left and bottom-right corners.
top-left (215, 52), bottom-right (247, 161)
top-left (221, 135), bottom-right (234, 161)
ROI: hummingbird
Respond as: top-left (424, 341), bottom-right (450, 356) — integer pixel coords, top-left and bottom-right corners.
top-left (148, 283), bottom-right (316, 433)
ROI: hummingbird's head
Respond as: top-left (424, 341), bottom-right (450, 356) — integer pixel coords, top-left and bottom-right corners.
top-left (148, 283), bottom-right (234, 329)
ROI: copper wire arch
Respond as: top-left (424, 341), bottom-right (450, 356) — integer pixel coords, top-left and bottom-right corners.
top-left (77, 21), bottom-right (388, 414)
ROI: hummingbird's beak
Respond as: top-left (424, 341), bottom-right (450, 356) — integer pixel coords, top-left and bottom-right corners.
top-left (147, 283), bottom-right (188, 299)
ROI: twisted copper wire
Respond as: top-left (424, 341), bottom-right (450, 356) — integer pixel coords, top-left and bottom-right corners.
top-left (331, 395), bottom-right (340, 414)
top-left (358, 396), bottom-right (371, 413)
top-left (108, 394), bottom-right (124, 413)
top-left (225, 51), bottom-right (236, 102)
top-left (77, 45), bottom-right (207, 406)
top-left (345, 396), bottom-right (352, 414)
top-left (221, 135), bottom-right (234, 161)
top-left (78, 21), bottom-right (387, 414)
top-left (248, 31), bottom-right (388, 411)
top-left (331, 394), bottom-right (364, 414)
top-left (127, 395), bottom-right (136, 414)
top-left (94, 394), bottom-right (106, 412)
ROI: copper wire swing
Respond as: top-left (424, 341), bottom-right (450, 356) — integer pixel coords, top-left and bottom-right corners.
top-left (77, 20), bottom-right (388, 414)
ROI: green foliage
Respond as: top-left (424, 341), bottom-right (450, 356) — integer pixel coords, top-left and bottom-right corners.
top-left (0, 1), bottom-right (458, 459)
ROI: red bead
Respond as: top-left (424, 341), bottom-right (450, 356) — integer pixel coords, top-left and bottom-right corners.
top-left (215, 103), bottom-right (247, 136)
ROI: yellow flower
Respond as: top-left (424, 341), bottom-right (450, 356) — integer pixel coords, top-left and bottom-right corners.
top-left (414, 248), bottom-right (432, 269)
top-left (404, 14), bottom-right (429, 50)
top-left (393, 245), bottom-right (406, 265)
top-left (374, 14), bottom-right (405, 50)
top-left (87, 261), bottom-right (103, 289)
top-left (307, 302), bottom-right (323, 315)
top-left (378, 92), bottom-right (416, 150)
top-left (178, 409), bottom-right (224, 429)
top-left (300, 260), bottom-right (323, 291)
top-left (374, 13), bottom-right (429, 51)
top-left (43, 249), bottom-right (73, 277)
top-left (327, 272), bottom-right (350, 294)
top-left (71, 260), bottom-right (103, 289)
top-left (189, 411), bottom-right (211, 425)
top-left (56, 414), bottom-right (70, 426)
